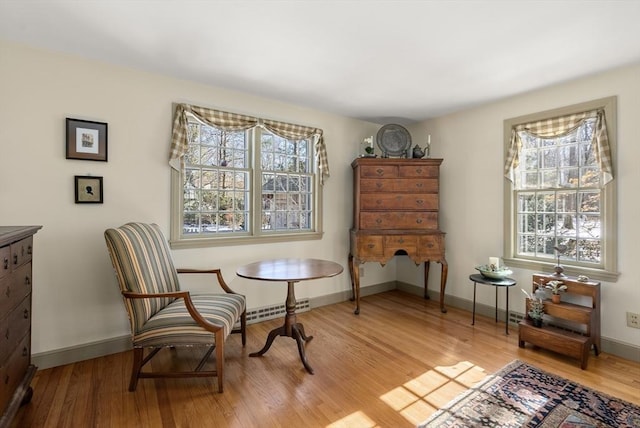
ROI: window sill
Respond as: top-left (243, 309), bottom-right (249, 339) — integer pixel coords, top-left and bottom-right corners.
top-left (503, 257), bottom-right (619, 283)
top-left (169, 231), bottom-right (324, 249)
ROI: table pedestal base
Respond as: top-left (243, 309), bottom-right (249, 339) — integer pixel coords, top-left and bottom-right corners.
top-left (249, 281), bottom-right (315, 374)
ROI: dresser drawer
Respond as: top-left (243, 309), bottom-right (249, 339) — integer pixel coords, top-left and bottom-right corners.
top-left (398, 165), bottom-right (439, 178)
top-left (11, 236), bottom-right (33, 269)
top-left (418, 234), bottom-right (445, 259)
top-left (354, 235), bottom-right (384, 257)
top-left (360, 165), bottom-right (397, 178)
top-left (0, 246), bottom-right (9, 279)
top-left (0, 333), bottom-right (31, 414)
top-left (0, 263), bottom-right (32, 317)
top-left (360, 178), bottom-right (439, 193)
top-left (0, 296), bottom-right (31, 363)
top-left (384, 235), bottom-right (418, 254)
top-left (360, 194), bottom-right (438, 210)
top-left (360, 212), bottom-right (438, 230)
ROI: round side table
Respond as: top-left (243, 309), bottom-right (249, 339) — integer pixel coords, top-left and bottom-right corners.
top-left (469, 273), bottom-right (517, 335)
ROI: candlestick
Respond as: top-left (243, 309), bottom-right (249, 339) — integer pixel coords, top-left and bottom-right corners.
top-left (489, 257), bottom-right (500, 270)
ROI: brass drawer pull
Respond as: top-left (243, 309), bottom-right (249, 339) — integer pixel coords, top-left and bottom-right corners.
top-left (367, 244), bottom-right (375, 249)
top-left (376, 219), bottom-right (382, 224)
top-left (376, 168), bottom-right (384, 176)
top-left (25, 275), bottom-right (31, 285)
top-left (416, 219), bottom-right (423, 224)
top-left (28, 245), bottom-right (33, 255)
top-left (13, 254), bottom-right (18, 265)
top-left (416, 200), bottom-right (424, 205)
top-left (23, 346), bottom-right (29, 357)
top-left (416, 168), bottom-right (423, 174)
top-left (398, 238), bottom-right (405, 244)
top-left (24, 308), bottom-right (29, 319)
top-left (3, 258), bottom-right (7, 270)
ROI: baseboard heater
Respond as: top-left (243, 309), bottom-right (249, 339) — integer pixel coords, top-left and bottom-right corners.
top-left (246, 299), bottom-right (310, 324)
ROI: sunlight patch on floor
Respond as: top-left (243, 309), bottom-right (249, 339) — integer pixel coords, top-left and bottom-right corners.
top-left (378, 360), bottom-right (489, 425)
top-left (326, 411), bottom-right (378, 428)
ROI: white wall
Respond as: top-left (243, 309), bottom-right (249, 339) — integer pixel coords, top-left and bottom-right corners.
top-left (401, 63), bottom-right (640, 348)
top-left (0, 40), bottom-right (386, 355)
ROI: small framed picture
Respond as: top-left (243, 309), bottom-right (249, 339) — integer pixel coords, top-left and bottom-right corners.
top-left (75, 175), bottom-right (103, 204)
top-left (66, 118), bottom-right (108, 161)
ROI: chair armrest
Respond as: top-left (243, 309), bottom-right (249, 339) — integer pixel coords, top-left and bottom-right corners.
top-left (122, 290), bottom-right (224, 333)
top-left (176, 268), bottom-right (238, 294)
top-left (122, 290), bottom-right (190, 299)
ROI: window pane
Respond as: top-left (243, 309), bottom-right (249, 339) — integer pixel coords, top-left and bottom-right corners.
top-left (523, 171), bottom-right (539, 188)
top-left (580, 167), bottom-right (600, 187)
top-left (556, 191), bottom-right (576, 213)
top-left (556, 214), bottom-right (577, 237)
top-left (558, 144), bottom-right (578, 167)
top-left (558, 167), bottom-right (578, 188)
top-left (578, 239), bottom-right (601, 263)
top-left (579, 191), bottom-right (600, 213)
top-left (578, 214), bottom-right (601, 239)
top-left (541, 170), bottom-right (557, 188)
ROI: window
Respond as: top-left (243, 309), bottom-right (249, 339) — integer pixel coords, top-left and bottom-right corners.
top-left (503, 97), bottom-right (618, 281)
top-left (169, 104), bottom-right (328, 248)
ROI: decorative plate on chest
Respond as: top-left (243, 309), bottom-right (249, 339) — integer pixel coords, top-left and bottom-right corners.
top-left (376, 124), bottom-right (411, 157)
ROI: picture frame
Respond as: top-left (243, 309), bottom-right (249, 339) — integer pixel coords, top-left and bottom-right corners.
top-left (75, 175), bottom-right (103, 204)
top-left (66, 118), bottom-right (108, 161)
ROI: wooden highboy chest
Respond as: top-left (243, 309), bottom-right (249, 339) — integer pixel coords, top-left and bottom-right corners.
top-left (348, 158), bottom-right (447, 314)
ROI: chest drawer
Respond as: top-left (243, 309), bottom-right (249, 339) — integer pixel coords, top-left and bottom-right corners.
top-left (360, 165), bottom-right (398, 178)
top-left (11, 236), bottom-right (33, 269)
top-left (398, 165), bottom-right (439, 178)
top-left (418, 234), bottom-right (445, 259)
top-left (353, 235), bottom-right (384, 257)
top-left (360, 212), bottom-right (438, 230)
top-left (384, 235), bottom-right (418, 254)
top-left (0, 333), bottom-right (31, 414)
top-left (360, 193), bottom-right (438, 210)
top-left (0, 296), bottom-right (31, 364)
top-left (0, 263), bottom-right (32, 317)
top-left (0, 246), bottom-right (9, 279)
top-left (360, 178), bottom-right (438, 193)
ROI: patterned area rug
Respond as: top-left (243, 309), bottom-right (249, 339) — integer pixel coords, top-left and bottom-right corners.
top-left (418, 360), bottom-right (640, 427)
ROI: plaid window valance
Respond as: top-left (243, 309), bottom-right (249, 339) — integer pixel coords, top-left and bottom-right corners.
top-left (504, 109), bottom-right (613, 186)
top-left (169, 103), bottom-right (330, 184)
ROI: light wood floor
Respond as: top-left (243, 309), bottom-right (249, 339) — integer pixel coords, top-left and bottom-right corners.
top-left (11, 290), bottom-right (640, 428)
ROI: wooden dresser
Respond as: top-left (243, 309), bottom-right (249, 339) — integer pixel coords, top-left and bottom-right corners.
top-left (0, 226), bottom-right (41, 428)
top-left (348, 158), bottom-right (447, 314)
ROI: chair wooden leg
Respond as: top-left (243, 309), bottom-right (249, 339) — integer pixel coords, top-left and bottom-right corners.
top-left (129, 347), bottom-right (144, 391)
top-left (241, 310), bottom-right (247, 346)
top-left (215, 331), bottom-right (225, 393)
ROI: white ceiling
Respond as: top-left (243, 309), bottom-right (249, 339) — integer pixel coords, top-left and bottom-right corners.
top-left (2, 0), bottom-right (640, 124)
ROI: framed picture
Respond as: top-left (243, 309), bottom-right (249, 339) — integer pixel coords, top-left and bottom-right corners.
top-left (75, 175), bottom-right (103, 204)
top-left (66, 118), bottom-right (108, 161)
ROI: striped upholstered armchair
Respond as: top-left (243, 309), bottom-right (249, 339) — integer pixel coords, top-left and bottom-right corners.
top-left (104, 222), bottom-right (246, 393)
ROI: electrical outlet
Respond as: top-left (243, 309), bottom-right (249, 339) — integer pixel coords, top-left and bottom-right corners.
top-left (627, 312), bottom-right (640, 329)
top-left (359, 266), bottom-right (365, 278)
